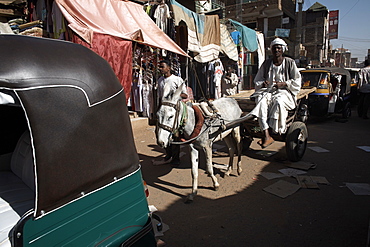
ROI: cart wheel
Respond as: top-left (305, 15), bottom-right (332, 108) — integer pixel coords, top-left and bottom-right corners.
top-left (342, 102), bottom-right (351, 119)
top-left (285, 121), bottom-right (308, 162)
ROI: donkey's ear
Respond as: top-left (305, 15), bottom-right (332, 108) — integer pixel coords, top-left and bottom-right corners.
top-left (162, 85), bottom-right (173, 101)
top-left (173, 83), bottom-right (184, 99)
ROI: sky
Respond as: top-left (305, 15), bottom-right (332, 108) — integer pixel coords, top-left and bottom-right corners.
top-left (302, 0), bottom-right (370, 61)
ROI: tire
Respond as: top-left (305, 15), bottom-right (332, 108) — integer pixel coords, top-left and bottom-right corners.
top-left (342, 101), bottom-right (351, 119)
top-left (285, 121), bottom-right (308, 162)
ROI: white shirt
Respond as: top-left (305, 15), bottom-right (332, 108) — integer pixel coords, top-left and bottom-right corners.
top-left (157, 74), bottom-right (187, 100)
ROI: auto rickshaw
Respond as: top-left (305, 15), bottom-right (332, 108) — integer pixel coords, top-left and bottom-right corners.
top-left (300, 67), bottom-right (352, 118)
top-left (0, 35), bottom-right (157, 246)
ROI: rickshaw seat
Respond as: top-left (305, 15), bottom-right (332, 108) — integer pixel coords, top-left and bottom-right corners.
top-left (0, 131), bottom-right (35, 247)
top-left (10, 131), bottom-right (35, 192)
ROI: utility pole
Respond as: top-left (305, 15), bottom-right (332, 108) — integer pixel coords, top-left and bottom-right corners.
top-left (295, 0), bottom-right (304, 60)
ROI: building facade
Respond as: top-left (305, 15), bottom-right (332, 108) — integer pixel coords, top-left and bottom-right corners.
top-left (225, 0), bottom-right (296, 57)
top-left (300, 2), bottom-right (330, 67)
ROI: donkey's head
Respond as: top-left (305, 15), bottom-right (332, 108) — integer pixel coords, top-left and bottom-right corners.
top-left (156, 84), bottom-right (184, 148)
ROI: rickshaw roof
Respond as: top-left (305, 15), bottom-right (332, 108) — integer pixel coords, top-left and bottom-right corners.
top-left (0, 35), bottom-right (140, 218)
top-left (0, 35), bottom-right (121, 105)
top-left (300, 67), bottom-right (351, 77)
top-left (300, 66), bottom-right (351, 94)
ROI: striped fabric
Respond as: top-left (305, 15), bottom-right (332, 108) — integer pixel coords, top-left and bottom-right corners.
top-left (220, 24), bottom-right (238, 61)
top-left (171, 0), bottom-right (221, 63)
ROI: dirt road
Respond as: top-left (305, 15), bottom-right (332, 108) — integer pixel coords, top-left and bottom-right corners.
top-left (131, 110), bottom-right (370, 247)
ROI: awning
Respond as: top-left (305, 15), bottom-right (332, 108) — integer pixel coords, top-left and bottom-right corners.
top-left (220, 23), bottom-right (238, 61)
top-left (55, 0), bottom-right (188, 57)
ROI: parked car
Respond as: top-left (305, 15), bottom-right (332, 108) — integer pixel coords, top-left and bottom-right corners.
top-left (300, 67), bottom-right (352, 118)
top-left (0, 35), bottom-right (157, 247)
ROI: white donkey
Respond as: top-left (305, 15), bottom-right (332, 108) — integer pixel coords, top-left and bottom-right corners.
top-left (156, 85), bottom-right (243, 202)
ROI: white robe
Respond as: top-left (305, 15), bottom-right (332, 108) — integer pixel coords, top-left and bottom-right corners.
top-left (250, 58), bottom-right (301, 134)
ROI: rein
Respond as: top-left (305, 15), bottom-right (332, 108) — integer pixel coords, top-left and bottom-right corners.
top-left (158, 100), bottom-right (187, 136)
top-left (158, 100), bottom-right (210, 145)
top-left (158, 100), bottom-right (237, 145)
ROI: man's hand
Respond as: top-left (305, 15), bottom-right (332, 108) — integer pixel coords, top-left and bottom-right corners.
top-left (263, 81), bottom-right (270, 88)
top-left (274, 81), bottom-right (286, 88)
top-left (180, 93), bottom-right (188, 99)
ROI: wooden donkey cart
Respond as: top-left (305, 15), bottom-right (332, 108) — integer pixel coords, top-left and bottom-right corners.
top-left (227, 87), bottom-right (316, 162)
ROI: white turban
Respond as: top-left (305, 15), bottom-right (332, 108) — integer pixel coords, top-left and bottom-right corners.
top-left (270, 38), bottom-right (288, 52)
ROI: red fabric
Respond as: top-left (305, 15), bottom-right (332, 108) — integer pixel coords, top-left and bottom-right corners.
top-left (73, 33), bottom-right (132, 103)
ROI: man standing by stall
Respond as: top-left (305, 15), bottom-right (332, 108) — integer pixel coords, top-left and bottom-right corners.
top-left (250, 38), bottom-right (301, 148)
top-left (153, 60), bottom-right (187, 166)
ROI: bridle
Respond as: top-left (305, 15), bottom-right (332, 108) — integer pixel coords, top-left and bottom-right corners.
top-left (157, 100), bottom-right (187, 136)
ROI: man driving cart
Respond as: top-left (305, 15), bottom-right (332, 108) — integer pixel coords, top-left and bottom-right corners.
top-left (250, 38), bottom-right (301, 148)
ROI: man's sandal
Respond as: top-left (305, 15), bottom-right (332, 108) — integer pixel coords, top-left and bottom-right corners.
top-left (261, 138), bottom-right (275, 148)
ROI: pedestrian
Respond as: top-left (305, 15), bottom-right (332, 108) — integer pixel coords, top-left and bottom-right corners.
top-left (153, 60), bottom-right (188, 166)
top-left (250, 37), bottom-right (301, 148)
top-left (222, 66), bottom-right (239, 96)
top-left (357, 59), bottom-right (370, 119)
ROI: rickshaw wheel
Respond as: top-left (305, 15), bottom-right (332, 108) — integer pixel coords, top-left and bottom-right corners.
top-left (342, 102), bottom-right (351, 119)
top-left (285, 121), bottom-right (308, 162)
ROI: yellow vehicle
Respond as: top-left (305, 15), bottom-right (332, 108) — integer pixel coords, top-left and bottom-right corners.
top-left (300, 67), bottom-right (352, 118)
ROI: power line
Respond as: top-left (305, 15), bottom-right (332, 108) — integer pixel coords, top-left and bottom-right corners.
top-left (340, 0), bottom-right (360, 20)
top-left (338, 36), bottom-right (370, 42)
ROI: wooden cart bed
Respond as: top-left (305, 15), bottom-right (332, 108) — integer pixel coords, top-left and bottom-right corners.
top-left (229, 87), bottom-right (316, 112)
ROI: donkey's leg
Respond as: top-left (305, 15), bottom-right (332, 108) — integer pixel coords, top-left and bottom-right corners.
top-left (223, 135), bottom-right (236, 176)
top-left (204, 144), bottom-right (219, 191)
top-left (186, 144), bottom-right (199, 203)
top-left (233, 127), bottom-right (243, 175)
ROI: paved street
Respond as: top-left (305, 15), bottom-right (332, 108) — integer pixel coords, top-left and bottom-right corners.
top-left (132, 107), bottom-right (370, 247)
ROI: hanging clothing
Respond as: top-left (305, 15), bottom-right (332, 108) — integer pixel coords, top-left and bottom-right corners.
top-left (256, 32), bottom-right (265, 68)
top-left (230, 31), bottom-right (240, 45)
top-left (250, 57), bottom-right (301, 134)
top-left (212, 59), bottom-right (224, 99)
top-left (131, 71), bottom-right (143, 112)
top-left (52, 0), bottom-right (66, 39)
top-left (142, 82), bottom-right (153, 117)
top-left (154, 3), bottom-right (170, 33)
top-left (193, 15), bottom-right (221, 63)
top-left (229, 19), bottom-right (258, 52)
top-left (170, 0), bottom-right (220, 63)
top-left (36, 0), bottom-right (47, 21)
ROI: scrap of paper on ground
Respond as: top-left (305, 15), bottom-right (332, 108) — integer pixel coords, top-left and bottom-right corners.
top-left (346, 183), bottom-right (370, 195)
top-left (308, 146), bottom-right (330, 153)
top-left (263, 180), bottom-right (301, 198)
